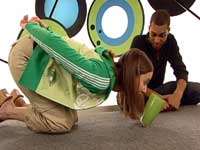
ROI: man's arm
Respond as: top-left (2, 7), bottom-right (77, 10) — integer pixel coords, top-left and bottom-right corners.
top-left (174, 79), bottom-right (187, 97)
top-left (171, 79), bottom-right (187, 108)
top-left (166, 35), bottom-right (188, 109)
top-left (168, 35), bottom-right (188, 83)
top-left (146, 79), bottom-right (187, 110)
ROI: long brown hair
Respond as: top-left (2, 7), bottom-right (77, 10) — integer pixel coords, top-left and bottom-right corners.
top-left (115, 48), bottom-right (153, 119)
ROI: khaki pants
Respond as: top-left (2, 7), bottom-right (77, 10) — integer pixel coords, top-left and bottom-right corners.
top-left (8, 37), bottom-right (78, 133)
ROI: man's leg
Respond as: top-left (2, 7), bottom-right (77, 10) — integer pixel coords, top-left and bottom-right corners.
top-left (181, 82), bottom-right (200, 105)
top-left (154, 81), bottom-right (200, 105)
top-left (154, 81), bottom-right (177, 95)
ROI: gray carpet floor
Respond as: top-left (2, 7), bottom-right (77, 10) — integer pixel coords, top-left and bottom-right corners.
top-left (0, 105), bottom-right (200, 150)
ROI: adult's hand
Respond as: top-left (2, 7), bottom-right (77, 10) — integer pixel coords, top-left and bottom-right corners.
top-left (162, 101), bottom-right (170, 110)
top-left (162, 93), bottom-right (182, 110)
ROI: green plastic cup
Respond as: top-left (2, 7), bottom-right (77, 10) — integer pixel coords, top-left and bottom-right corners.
top-left (140, 93), bottom-right (165, 127)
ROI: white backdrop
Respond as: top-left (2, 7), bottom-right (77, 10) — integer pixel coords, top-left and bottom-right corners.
top-left (0, 0), bottom-right (200, 105)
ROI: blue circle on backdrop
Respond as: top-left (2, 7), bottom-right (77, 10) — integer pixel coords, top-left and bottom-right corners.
top-left (35, 0), bottom-right (87, 37)
top-left (96, 0), bottom-right (134, 46)
top-left (45, 0), bottom-right (79, 28)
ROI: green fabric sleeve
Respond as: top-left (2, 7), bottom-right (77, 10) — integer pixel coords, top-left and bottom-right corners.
top-left (25, 22), bottom-right (111, 93)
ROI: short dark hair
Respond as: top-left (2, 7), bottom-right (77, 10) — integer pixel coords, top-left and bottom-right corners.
top-left (150, 9), bottom-right (170, 26)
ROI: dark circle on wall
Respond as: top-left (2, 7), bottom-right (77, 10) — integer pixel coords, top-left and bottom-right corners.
top-left (96, 41), bottom-right (101, 45)
top-left (35, 0), bottom-right (45, 18)
top-left (90, 25), bottom-right (95, 30)
top-left (148, 0), bottom-right (196, 16)
top-left (87, 0), bottom-right (144, 56)
top-left (17, 18), bottom-right (68, 39)
top-left (35, 0), bottom-right (87, 37)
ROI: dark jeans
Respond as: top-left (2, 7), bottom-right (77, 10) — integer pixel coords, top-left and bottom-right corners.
top-left (154, 81), bottom-right (200, 105)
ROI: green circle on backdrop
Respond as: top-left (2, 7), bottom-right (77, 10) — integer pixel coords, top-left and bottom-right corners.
top-left (87, 0), bottom-right (144, 56)
top-left (17, 18), bottom-right (68, 39)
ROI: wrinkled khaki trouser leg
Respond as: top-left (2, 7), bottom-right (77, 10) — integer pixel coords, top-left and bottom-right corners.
top-left (8, 37), bottom-right (78, 133)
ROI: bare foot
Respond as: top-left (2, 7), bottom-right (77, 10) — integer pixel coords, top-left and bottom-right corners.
top-left (0, 89), bottom-right (12, 106)
top-left (0, 98), bottom-right (15, 121)
top-left (11, 89), bottom-right (26, 107)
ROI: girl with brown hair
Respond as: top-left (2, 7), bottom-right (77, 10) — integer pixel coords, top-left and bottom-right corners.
top-left (0, 16), bottom-right (153, 133)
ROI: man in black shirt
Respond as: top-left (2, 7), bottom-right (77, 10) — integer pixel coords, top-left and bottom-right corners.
top-left (131, 9), bottom-right (200, 111)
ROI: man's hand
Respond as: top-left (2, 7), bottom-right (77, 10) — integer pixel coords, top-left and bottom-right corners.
top-left (162, 101), bottom-right (170, 110)
top-left (162, 79), bottom-right (186, 110)
top-left (146, 88), bottom-right (168, 111)
top-left (161, 98), bottom-right (176, 111)
top-left (162, 93), bottom-right (182, 110)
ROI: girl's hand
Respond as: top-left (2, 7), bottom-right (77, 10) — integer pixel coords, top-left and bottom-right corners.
top-left (29, 16), bottom-right (48, 28)
top-left (20, 15), bottom-right (48, 29)
top-left (20, 15), bottom-right (28, 29)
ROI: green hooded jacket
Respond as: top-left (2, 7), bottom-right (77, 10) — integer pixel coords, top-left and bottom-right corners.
top-left (19, 22), bottom-right (116, 109)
